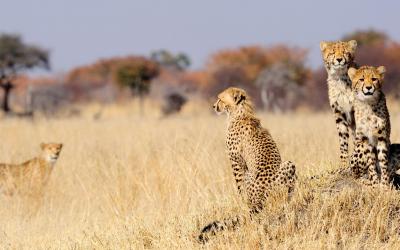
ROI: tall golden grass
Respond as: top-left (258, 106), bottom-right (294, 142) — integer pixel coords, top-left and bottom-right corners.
top-left (0, 100), bottom-right (399, 249)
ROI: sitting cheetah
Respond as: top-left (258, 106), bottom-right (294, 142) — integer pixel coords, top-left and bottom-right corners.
top-left (198, 87), bottom-right (296, 242)
top-left (348, 66), bottom-right (391, 185)
top-left (320, 40), bottom-right (358, 168)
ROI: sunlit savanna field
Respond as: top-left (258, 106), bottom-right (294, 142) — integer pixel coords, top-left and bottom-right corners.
top-left (1, 100), bottom-right (400, 249)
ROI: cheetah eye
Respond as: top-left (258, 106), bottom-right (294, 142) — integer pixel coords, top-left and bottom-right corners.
top-left (359, 78), bottom-right (364, 82)
top-left (372, 77), bottom-right (377, 81)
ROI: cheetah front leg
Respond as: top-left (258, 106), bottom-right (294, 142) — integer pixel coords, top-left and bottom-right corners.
top-left (332, 105), bottom-right (351, 168)
top-left (377, 138), bottom-right (390, 185)
top-left (365, 144), bottom-right (379, 185)
top-left (351, 138), bottom-right (379, 186)
top-left (228, 152), bottom-right (247, 195)
top-left (350, 136), bottom-right (368, 179)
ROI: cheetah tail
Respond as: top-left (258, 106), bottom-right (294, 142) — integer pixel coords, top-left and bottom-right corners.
top-left (198, 214), bottom-right (247, 243)
top-left (309, 167), bottom-right (351, 180)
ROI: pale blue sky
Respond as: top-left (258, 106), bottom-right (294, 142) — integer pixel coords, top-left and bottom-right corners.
top-left (1, 0), bottom-right (399, 74)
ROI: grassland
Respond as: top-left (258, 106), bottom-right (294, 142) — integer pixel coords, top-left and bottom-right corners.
top-left (0, 100), bottom-right (400, 249)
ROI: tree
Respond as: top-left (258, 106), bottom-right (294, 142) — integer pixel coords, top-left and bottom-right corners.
top-left (205, 45), bottom-right (308, 106)
top-left (150, 50), bottom-right (190, 71)
top-left (205, 65), bottom-right (249, 98)
top-left (255, 62), bottom-right (308, 112)
top-left (66, 56), bottom-right (160, 103)
top-left (207, 45), bottom-right (307, 83)
top-left (0, 34), bottom-right (49, 113)
top-left (161, 92), bottom-right (187, 116)
top-left (342, 29), bottom-right (388, 47)
top-left (113, 58), bottom-right (159, 114)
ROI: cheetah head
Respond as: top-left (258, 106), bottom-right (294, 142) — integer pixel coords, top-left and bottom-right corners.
top-left (213, 87), bottom-right (250, 115)
top-left (348, 66), bottom-right (385, 102)
top-left (40, 143), bottom-right (63, 163)
top-left (320, 40), bottom-right (357, 74)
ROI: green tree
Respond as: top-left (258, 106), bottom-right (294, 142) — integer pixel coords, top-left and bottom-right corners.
top-left (0, 34), bottom-right (49, 113)
top-left (113, 58), bottom-right (159, 114)
top-left (150, 50), bottom-right (190, 71)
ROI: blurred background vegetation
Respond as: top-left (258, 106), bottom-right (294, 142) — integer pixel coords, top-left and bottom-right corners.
top-left (1, 29), bottom-right (400, 117)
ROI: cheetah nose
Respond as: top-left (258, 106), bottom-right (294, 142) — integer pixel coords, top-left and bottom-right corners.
top-left (336, 58), bottom-right (343, 63)
top-left (366, 86), bottom-right (372, 90)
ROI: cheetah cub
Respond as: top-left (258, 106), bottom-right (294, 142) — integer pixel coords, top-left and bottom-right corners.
top-left (0, 143), bottom-right (63, 194)
top-left (348, 66), bottom-right (391, 186)
top-left (198, 87), bottom-right (296, 242)
top-left (320, 40), bottom-right (357, 168)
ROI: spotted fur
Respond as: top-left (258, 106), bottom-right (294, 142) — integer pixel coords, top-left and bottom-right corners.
top-left (320, 40), bottom-right (358, 169)
top-left (390, 144), bottom-right (400, 175)
top-left (0, 143), bottom-right (63, 195)
top-left (198, 87), bottom-right (296, 242)
top-left (348, 66), bottom-right (391, 186)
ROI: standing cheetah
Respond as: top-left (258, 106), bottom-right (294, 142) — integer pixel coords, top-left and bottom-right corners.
top-left (198, 87), bottom-right (296, 242)
top-left (348, 66), bottom-right (391, 185)
top-left (320, 40), bottom-right (358, 168)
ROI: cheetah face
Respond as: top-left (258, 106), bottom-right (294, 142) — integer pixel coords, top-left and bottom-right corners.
top-left (213, 87), bottom-right (247, 115)
top-left (348, 66), bottom-right (385, 102)
top-left (320, 40), bottom-right (357, 73)
top-left (213, 99), bottom-right (225, 114)
top-left (40, 143), bottom-right (63, 163)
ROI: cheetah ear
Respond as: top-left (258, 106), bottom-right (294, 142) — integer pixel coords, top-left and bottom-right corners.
top-left (348, 40), bottom-right (357, 52)
top-left (233, 90), bottom-right (246, 105)
top-left (377, 66), bottom-right (386, 78)
top-left (40, 143), bottom-right (46, 150)
top-left (320, 41), bottom-right (328, 51)
top-left (348, 67), bottom-right (357, 81)
top-left (58, 143), bottom-right (63, 149)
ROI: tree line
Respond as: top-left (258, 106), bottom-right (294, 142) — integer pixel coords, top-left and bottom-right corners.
top-left (1, 29), bottom-right (400, 115)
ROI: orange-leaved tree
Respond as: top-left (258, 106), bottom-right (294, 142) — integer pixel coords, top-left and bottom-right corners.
top-left (66, 56), bottom-right (159, 105)
top-left (205, 45), bottom-right (309, 107)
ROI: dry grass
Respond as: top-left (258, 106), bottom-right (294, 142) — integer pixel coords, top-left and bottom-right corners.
top-left (0, 101), bottom-right (400, 249)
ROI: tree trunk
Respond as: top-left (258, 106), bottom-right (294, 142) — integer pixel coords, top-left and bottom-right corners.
top-left (130, 85), bottom-right (145, 116)
top-left (25, 84), bottom-right (33, 113)
top-left (139, 94), bottom-right (144, 116)
top-left (0, 81), bottom-right (14, 113)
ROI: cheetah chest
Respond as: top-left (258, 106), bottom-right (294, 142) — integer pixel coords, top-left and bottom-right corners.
top-left (329, 82), bottom-right (353, 111)
top-left (328, 80), bottom-right (354, 121)
top-left (357, 114), bottom-right (385, 145)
